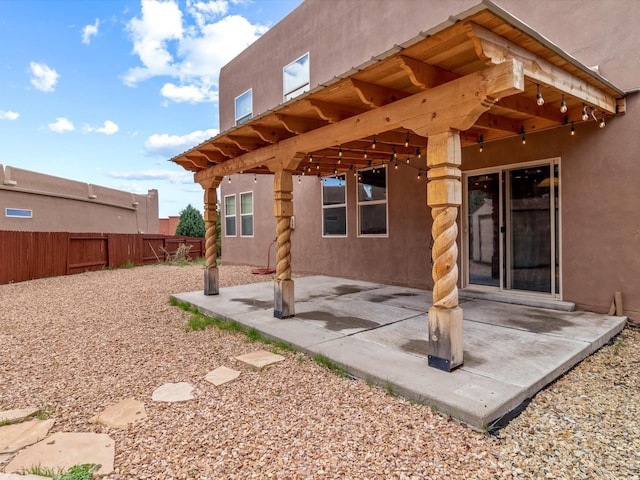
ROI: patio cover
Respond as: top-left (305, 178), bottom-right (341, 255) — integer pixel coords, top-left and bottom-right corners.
top-left (169, 0), bottom-right (626, 371)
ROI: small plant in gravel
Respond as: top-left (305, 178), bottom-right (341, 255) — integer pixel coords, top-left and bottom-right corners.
top-left (161, 243), bottom-right (193, 265)
top-left (613, 336), bottom-right (623, 355)
top-left (312, 354), bottom-right (348, 378)
top-left (384, 381), bottom-right (397, 397)
top-left (36, 407), bottom-right (54, 420)
top-left (23, 463), bottom-right (100, 480)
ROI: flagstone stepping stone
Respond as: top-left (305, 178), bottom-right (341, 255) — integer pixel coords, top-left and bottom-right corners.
top-left (204, 366), bottom-right (241, 386)
top-left (0, 419), bottom-right (55, 454)
top-left (89, 398), bottom-right (147, 428)
top-left (0, 408), bottom-right (38, 425)
top-left (0, 473), bottom-right (50, 479)
top-left (5, 432), bottom-right (115, 476)
top-left (151, 382), bottom-right (194, 402)
top-left (235, 350), bottom-right (285, 369)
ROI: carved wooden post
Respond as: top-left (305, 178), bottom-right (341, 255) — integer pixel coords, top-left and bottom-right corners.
top-left (426, 130), bottom-right (463, 371)
top-left (273, 169), bottom-right (294, 318)
top-left (200, 177), bottom-right (222, 295)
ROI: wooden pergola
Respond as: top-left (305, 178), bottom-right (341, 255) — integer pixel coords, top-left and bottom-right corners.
top-left (170, 2), bottom-right (625, 371)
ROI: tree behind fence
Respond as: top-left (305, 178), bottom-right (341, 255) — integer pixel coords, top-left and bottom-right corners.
top-left (0, 231), bottom-right (205, 285)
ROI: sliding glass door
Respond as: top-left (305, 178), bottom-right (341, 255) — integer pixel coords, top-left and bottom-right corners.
top-left (465, 160), bottom-right (560, 296)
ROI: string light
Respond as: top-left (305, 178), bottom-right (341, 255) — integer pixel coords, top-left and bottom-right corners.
top-left (417, 170), bottom-right (421, 180)
top-left (333, 167), bottom-right (338, 174)
top-left (536, 84), bottom-right (544, 106)
top-left (338, 146), bottom-right (342, 164)
top-left (570, 121), bottom-right (575, 136)
top-left (393, 146), bottom-right (397, 159)
top-left (254, 173), bottom-right (257, 183)
top-left (298, 175), bottom-right (301, 184)
top-left (599, 116), bottom-right (606, 128)
top-left (581, 104), bottom-right (589, 121)
top-left (228, 176), bottom-right (231, 183)
top-left (394, 161), bottom-right (398, 170)
top-left (372, 135), bottom-right (376, 149)
top-left (309, 154), bottom-right (313, 163)
top-left (479, 135), bottom-right (484, 153)
top-left (316, 162), bottom-right (320, 170)
top-left (520, 126), bottom-right (526, 145)
top-left (560, 94), bottom-right (568, 114)
top-left (363, 149), bottom-right (367, 159)
top-left (405, 131), bottom-right (410, 147)
top-left (416, 146), bottom-right (421, 159)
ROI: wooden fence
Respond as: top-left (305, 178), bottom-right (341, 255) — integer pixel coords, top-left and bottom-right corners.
top-left (0, 231), bottom-right (205, 285)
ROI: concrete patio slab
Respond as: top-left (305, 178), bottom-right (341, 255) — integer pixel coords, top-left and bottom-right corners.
top-left (5, 432), bottom-right (114, 476)
top-left (204, 366), bottom-right (241, 386)
top-left (172, 275), bottom-right (626, 430)
top-left (0, 419), bottom-right (55, 454)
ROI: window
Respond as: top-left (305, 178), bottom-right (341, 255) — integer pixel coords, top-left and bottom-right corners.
top-left (322, 175), bottom-right (347, 236)
top-left (235, 89), bottom-right (252, 125)
top-left (357, 166), bottom-right (387, 236)
top-left (224, 195), bottom-right (236, 236)
top-left (240, 191), bottom-right (254, 237)
top-left (5, 208), bottom-right (32, 218)
top-left (283, 53), bottom-right (310, 101)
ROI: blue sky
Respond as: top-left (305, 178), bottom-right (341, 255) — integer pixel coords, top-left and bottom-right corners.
top-left (0, 0), bottom-right (303, 217)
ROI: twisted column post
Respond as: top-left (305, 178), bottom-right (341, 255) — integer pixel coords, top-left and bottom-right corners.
top-left (200, 177), bottom-right (222, 295)
top-left (426, 130), bottom-right (463, 371)
top-left (273, 169), bottom-right (295, 318)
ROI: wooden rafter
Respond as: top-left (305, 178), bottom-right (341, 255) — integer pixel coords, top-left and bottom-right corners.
top-left (249, 125), bottom-right (292, 143)
top-left (347, 79), bottom-right (409, 107)
top-left (396, 55), bottom-right (460, 89)
top-left (465, 22), bottom-right (617, 114)
top-left (275, 114), bottom-right (325, 133)
top-left (195, 60), bottom-right (524, 182)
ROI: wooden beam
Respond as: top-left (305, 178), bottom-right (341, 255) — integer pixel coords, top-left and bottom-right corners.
top-left (348, 78), bottom-right (409, 107)
top-left (396, 55), bottom-right (459, 89)
top-left (304, 99), bottom-right (366, 123)
top-left (275, 114), bottom-right (325, 133)
top-left (195, 60), bottom-right (524, 182)
top-left (227, 135), bottom-right (265, 151)
top-left (249, 125), bottom-right (292, 143)
top-left (465, 22), bottom-right (617, 114)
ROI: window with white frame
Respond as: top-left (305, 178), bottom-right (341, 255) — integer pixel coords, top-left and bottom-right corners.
top-left (224, 195), bottom-right (237, 236)
top-left (357, 166), bottom-right (387, 236)
top-left (240, 191), bottom-right (254, 237)
top-left (235, 89), bottom-right (252, 125)
top-left (322, 174), bottom-right (347, 236)
top-left (5, 208), bottom-right (32, 218)
top-left (283, 53), bottom-right (310, 101)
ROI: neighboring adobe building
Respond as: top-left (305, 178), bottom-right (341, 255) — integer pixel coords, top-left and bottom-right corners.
top-left (0, 165), bottom-right (159, 233)
top-left (170, 0), bottom-right (638, 369)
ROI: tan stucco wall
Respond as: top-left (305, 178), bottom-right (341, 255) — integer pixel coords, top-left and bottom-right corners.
top-left (0, 165), bottom-right (159, 233)
top-left (217, 0), bottom-right (640, 321)
top-left (219, 0), bottom-right (639, 132)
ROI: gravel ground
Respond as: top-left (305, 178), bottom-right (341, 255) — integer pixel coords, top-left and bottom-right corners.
top-left (0, 264), bottom-right (638, 479)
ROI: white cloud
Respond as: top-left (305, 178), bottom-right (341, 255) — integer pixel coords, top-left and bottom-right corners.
top-left (122, 0), bottom-right (184, 85)
top-left (123, 1), bottom-right (267, 104)
top-left (0, 110), bottom-right (20, 120)
top-left (160, 82), bottom-right (216, 103)
top-left (144, 128), bottom-right (218, 157)
top-left (187, 0), bottom-right (229, 28)
top-left (47, 117), bottom-right (75, 133)
top-left (85, 120), bottom-right (119, 135)
top-left (82, 19), bottom-right (100, 45)
top-left (30, 62), bottom-right (60, 92)
top-left (108, 169), bottom-right (193, 184)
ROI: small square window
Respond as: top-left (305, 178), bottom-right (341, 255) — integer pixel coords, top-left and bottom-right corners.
top-left (235, 89), bottom-right (252, 126)
top-left (283, 53), bottom-right (310, 102)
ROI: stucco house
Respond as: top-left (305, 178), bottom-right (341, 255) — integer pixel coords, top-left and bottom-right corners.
top-left (170, 0), bottom-right (638, 371)
top-left (1, 164), bottom-right (159, 233)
